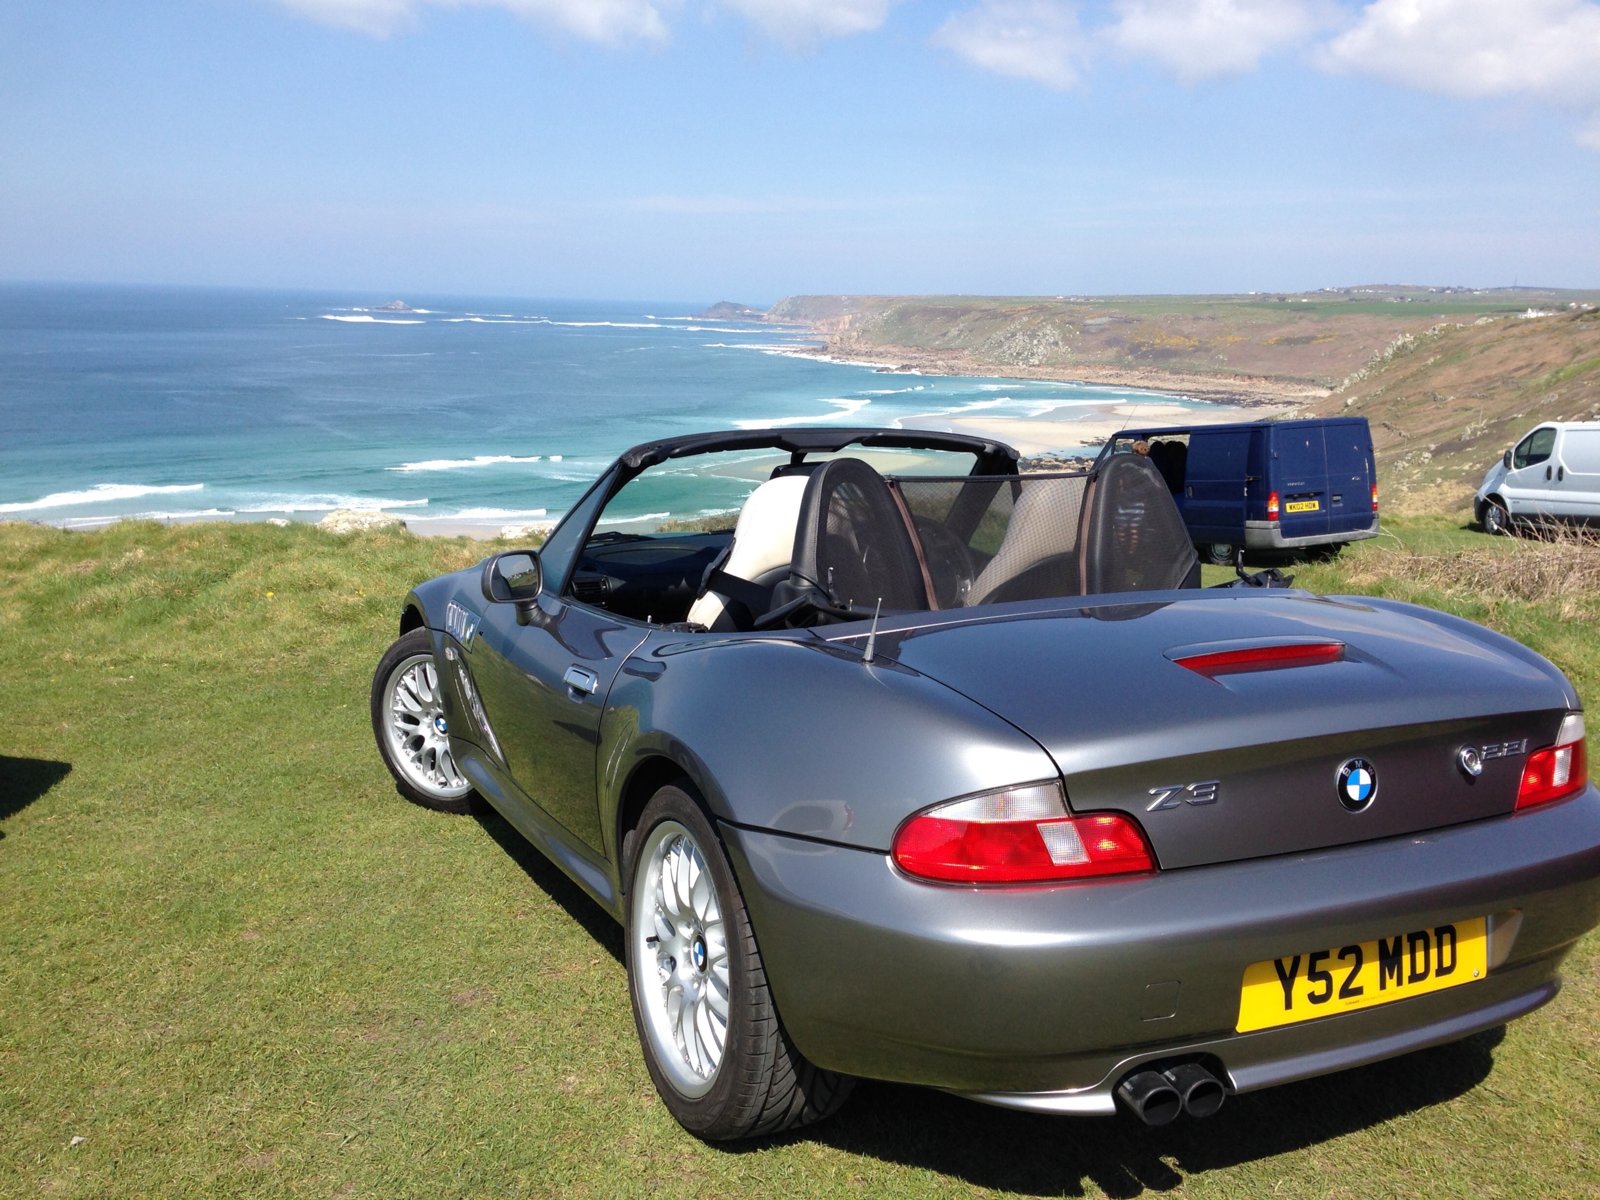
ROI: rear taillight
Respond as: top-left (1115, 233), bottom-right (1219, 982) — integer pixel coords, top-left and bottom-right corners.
top-left (1371, 482), bottom-right (1380, 512)
top-left (1267, 491), bottom-right (1280, 522)
top-left (1517, 714), bottom-right (1587, 811)
top-left (892, 783), bottom-right (1155, 884)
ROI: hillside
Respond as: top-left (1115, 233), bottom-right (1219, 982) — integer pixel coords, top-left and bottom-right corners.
top-left (1304, 308), bottom-right (1600, 514)
top-left (768, 288), bottom-right (1600, 514)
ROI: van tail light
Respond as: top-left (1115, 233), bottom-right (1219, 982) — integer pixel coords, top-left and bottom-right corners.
top-left (1516, 714), bottom-right (1587, 811)
top-left (1371, 482), bottom-right (1380, 513)
top-left (892, 783), bottom-right (1155, 884)
top-left (1267, 491), bottom-right (1280, 522)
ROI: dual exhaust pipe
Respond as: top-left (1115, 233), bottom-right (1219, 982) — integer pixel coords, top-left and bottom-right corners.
top-left (1115, 1062), bottom-right (1227, 1126)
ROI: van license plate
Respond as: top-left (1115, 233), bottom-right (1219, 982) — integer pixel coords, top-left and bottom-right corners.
top-left (1236, 917), bottom-right (1487, 1032)
top-left (1284, 500), bottom-right (1320, 513)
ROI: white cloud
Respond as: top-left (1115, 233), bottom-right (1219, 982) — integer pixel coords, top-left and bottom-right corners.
top-left (718, 0), bottom-right (898, 47)
top-left (272, 0), bottom-right (673, 44)
top-left (1105, 0), bottom-right (1328, 82)
top-left (1319, 0), bottom-right (1600, 103)
top-left (932, 0), bottom-right (1089, 90)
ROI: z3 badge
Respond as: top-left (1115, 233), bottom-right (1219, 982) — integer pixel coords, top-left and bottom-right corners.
top-left (1146, 781), bottom-right (1221, 811)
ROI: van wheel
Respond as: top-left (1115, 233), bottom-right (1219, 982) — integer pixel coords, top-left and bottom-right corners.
top-left (1205, 543), bottom-right (1237, 565)
top-left (1483, 500), bottom-right (1511, 536)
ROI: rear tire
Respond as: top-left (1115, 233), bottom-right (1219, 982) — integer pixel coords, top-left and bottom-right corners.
top-left (624, 783), bottom-right (852, 1140)
top-left (1205, 542), bottom-right (1236, 566)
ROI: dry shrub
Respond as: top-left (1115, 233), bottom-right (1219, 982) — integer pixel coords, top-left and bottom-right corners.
top-left (1342, 524), bottom-right (1600, 619)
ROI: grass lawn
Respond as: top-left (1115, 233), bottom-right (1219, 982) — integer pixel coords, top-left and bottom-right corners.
top-left (2, 517), bottom-right (1597, 1198)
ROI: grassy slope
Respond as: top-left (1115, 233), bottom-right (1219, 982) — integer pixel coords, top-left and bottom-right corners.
top-left (2, 518), bottom-right (1597, 1198)
top-left (1306, 308), bottom-right (1600, 515)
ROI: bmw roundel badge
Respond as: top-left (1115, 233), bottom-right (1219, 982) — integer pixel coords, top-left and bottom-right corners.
top-left (1337, 758), bottom-right (1377, 812)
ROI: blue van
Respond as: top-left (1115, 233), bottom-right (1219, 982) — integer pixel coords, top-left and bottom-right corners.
top-left (1104, 417), bottom-right (1379, 563)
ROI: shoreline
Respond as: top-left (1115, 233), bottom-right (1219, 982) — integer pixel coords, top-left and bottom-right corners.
top-left (784, 340), bottom-right (1309, 458)
top-left (787, 340), bottom-right (1326, 408)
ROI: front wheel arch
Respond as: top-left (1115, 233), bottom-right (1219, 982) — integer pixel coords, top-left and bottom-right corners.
top-left (398, 604), bottom-right (426, 636)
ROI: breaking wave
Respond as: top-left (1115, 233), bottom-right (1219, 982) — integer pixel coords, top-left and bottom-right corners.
top-left (0, 482), bottom-right (205, 513)
top-left (234, 494), bottom-right (429, 513)
top-left (437, 507), bottom-right (550, 521)
top-left (732, 398), bottom-right (871, 429)
top-left (319, 314), bottom-right (425, 325)
top-left (388, 454), bottom-right (547, 473)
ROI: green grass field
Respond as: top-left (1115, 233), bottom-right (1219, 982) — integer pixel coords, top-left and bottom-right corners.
top-left (3, 518), bottom-right (1597, 1198)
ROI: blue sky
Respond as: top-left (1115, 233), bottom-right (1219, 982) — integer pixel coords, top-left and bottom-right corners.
top-left (3, 0), bottom-right (1597, 302)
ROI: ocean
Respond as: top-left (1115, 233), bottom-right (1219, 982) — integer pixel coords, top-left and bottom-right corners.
top-left (0, 282), bottom-right (1217, 532)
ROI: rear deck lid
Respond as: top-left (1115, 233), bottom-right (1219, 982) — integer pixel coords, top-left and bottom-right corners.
top-left (872, 591), bottom-right (1577, 869)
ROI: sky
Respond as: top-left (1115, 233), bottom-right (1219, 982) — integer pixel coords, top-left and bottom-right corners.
top-left (2, 0), bottom-right (1598, 302)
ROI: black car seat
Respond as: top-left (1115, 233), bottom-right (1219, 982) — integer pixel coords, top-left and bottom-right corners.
top-left (776, 457), bottom-right (929, 619)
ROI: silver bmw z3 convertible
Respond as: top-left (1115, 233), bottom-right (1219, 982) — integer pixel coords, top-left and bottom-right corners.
top-left (371, 427), bottom-right (1600, 1140)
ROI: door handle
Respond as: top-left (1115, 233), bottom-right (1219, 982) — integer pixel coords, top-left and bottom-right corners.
top-left (563, 665), bottom-right (600, 698)
top-left (1558, 466), bottom-right (1566, 482)
top-left (1546, 466), bottom-right (1553, 480)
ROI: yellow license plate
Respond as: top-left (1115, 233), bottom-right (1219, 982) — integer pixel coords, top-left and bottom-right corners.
top-left (1284, 499), bottom-right (1321, 513)
top-left (1237, 918), bottom-right (1487, 1033)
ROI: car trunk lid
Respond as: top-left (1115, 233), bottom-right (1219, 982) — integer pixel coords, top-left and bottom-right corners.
top-left (868, 591), bottom-right (1577, 869)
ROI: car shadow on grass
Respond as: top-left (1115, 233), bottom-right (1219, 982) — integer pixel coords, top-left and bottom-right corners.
top-left (0, 757), bottom-right (72, 839)
top-left (801, 1027), bottom-right (1503, 1196)
top-left (469, 799), bottom-right (624, 965)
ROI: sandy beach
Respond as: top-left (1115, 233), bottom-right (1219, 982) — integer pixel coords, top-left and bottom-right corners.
top-left (901, 398), bottom-right (1302, 458)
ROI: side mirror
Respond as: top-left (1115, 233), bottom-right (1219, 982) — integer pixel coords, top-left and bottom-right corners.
top-left (481, 550), bottom-right (542, 607)
top-left (1503, 449), bottom-right (1513, 468)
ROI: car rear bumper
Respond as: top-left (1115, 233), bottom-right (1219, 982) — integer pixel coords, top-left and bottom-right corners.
top-left (1244, 518), bottom-right (1380, 551)
top-left (721, 786), bottom-right (1600, 1113)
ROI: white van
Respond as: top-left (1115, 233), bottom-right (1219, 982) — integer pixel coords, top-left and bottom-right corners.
top-left (1475, 422), bottom-right (1600, 533)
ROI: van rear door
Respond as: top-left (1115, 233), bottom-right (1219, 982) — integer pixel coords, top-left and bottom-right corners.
top-left (1270, 424), bottom-right (1333, 539)
top-left (1323, 420), bottom-right (1376, 536)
